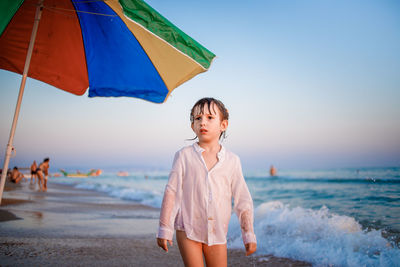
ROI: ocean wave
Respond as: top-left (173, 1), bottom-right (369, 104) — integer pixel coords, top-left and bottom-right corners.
top-left (74, 182), bottom-right (163, 208)
top-left (228, 201), bottom-right (400, 266)
top-left (53, 176), bottom-right (400, 266)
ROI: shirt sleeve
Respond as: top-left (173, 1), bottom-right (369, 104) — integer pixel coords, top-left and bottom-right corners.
top-left (231, 156), bottom-right (257, 245)
top-left (157, 151), bottom-right (183, 240)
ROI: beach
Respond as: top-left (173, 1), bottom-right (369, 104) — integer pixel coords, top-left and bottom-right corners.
top-left (0, 179), bottom-right (310, 266)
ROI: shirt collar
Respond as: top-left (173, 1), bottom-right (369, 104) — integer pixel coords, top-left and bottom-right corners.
top-left (193, 142), bottom-right (226, 161)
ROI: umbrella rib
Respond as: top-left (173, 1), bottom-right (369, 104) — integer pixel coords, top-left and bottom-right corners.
top-left (122, 14), bottom-right (208, 71)
top-left (44, 5), bottom-right (117, 17)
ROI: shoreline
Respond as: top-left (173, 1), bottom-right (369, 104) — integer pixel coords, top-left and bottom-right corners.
top-left (0, 179), bottom-right (311, 266)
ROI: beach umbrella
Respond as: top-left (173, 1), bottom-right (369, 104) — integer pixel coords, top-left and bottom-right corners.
top-left (0, 0), bottom-right (215, 203)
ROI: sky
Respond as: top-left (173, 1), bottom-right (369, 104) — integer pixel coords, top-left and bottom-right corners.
top-left (1, 0), bottom-right (399, 173)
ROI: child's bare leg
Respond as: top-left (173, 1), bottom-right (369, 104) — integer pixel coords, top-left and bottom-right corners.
top-left (202, 243), bottom-right (227, 267)
top-left (176, 231), bottom-right (204, 267)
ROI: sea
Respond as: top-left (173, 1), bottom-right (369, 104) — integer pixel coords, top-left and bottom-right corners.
top-left (52, 166), bottom-right (400, 266)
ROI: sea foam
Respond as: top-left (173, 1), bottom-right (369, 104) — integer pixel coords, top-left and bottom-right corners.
top-left (228, 201), bottom-right (400, 266)
top-left (75, 182), bottom-right (163, 208)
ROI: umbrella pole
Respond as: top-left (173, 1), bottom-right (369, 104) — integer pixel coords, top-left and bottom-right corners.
top-left (0, 0), bottom-right (44, 204)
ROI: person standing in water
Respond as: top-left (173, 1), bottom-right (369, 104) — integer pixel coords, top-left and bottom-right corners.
top-left (157, 98), bottom-right (257, 266)
top-left (30, 160), bottom-right (38, 184)
top-left (37, 158), bottom-right (50, 191)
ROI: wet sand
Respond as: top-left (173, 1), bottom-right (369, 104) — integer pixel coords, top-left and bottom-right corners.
top-left (0, 179), bottom-right (311, 266)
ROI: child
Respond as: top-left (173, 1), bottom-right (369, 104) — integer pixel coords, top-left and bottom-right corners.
top-left (157, 98), bottom-right (257, 266)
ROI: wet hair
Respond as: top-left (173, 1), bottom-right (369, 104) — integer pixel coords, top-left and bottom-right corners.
top-left (190, 97), bottom-right (229, 140)
top-left (44, 158), bottom-right (49, 162)
top-left (13, 166), bottom-right (18, 170)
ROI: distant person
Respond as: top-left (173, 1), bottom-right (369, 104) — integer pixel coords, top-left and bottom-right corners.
top-left (37, 158), bottom-right (50, 191)
top-left (30, 160), bottom-right (38, 184)
top-left (11, 167), bottom-right (24, 184)
top-left (157, 98), bottom-right (257, 266)
top-left (269, 165), bottom-right (277, 176)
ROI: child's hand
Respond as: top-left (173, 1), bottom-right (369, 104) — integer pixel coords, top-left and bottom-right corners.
top-left (157, 238), bottom-right (173, 252)
top-left (245, 242), bottom-right (257, 256)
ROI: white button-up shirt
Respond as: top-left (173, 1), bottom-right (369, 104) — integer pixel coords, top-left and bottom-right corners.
top-left (157, 143), bottom-right (257, 246)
